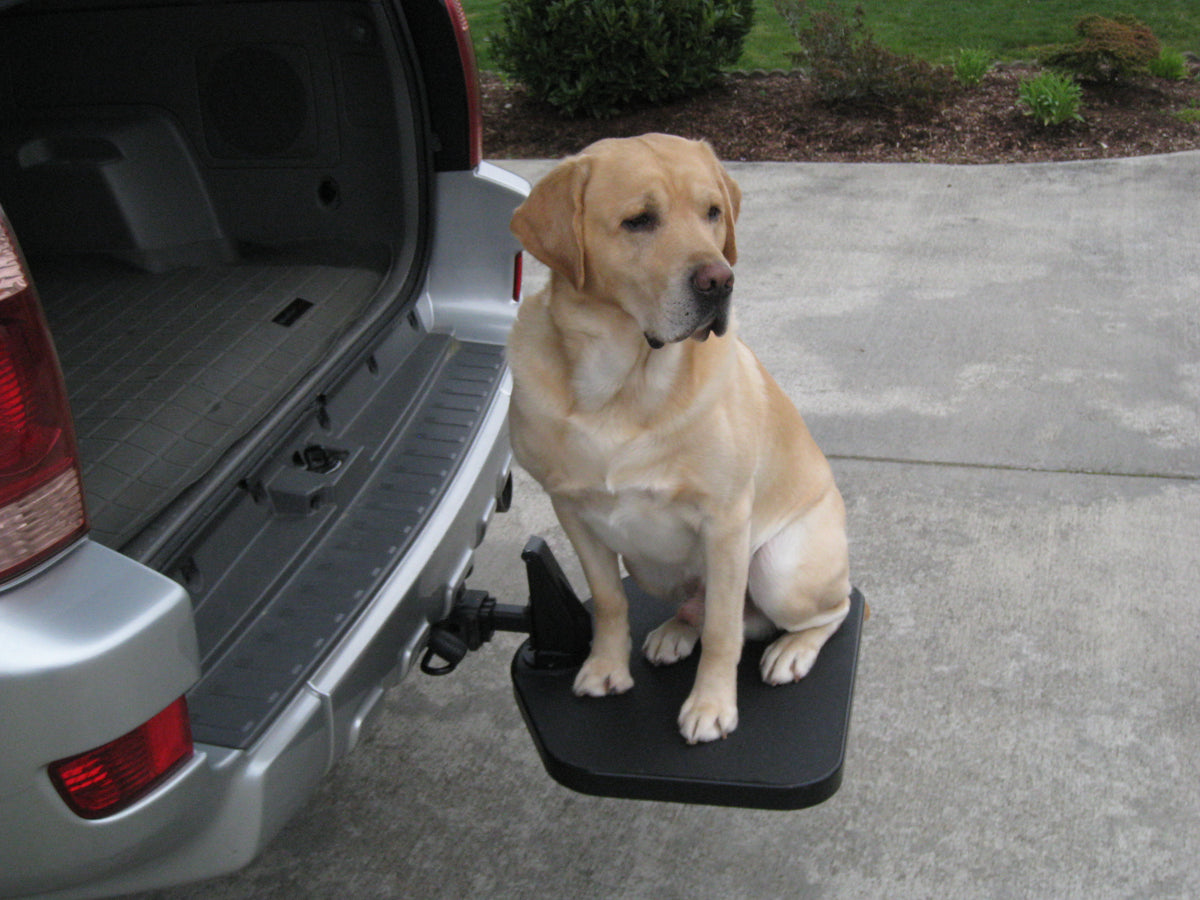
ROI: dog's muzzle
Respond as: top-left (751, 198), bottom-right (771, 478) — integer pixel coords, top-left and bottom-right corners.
top-left (691, 262), bottom-right (734, 305)
top-left (644, 262), bottom-right (734, 350)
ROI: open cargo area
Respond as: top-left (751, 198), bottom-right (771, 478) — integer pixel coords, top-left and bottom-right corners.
top-left (36, 258), bottom-right (384, 547)
top-left (0, 0), bottom-right (425, 553)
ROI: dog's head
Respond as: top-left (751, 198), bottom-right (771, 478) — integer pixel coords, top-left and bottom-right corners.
top-left (511, 133), bottom-right (741, 349)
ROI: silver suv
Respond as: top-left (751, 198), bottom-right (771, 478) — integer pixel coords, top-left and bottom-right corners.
top-left (0, 1), bottom-right (525, 896)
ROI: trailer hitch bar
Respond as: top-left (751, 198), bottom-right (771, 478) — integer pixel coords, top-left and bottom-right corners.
top-left (420, 536), bottom-right (592, 676)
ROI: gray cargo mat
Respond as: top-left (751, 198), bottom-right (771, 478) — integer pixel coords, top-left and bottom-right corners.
top-left (36, 259), bottom-right (382, 548)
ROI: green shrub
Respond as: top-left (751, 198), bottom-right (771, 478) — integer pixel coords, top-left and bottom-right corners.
top-left (953, 49), bottom-right (992, 87)
top-left (1042, 14), bottom-right (1160, 83)
top-left (1148, 49), bottom-right (1189, 81)
top-left (1174, 101), bottom-right (1200, 125)
top-left (492, 0), bottom-right (754, 119)
top-left (774, 0), bottom-right (955, 112)
top-left (1018, 71), bottom-right (1084, 126)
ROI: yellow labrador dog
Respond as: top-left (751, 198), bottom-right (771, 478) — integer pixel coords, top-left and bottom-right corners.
top-left (507, 134), bottom-right (851, 743)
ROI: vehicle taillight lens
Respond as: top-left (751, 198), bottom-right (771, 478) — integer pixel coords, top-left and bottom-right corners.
top-left (0, 209), bottom-right (87, 582)
top-left (445, 0), bottom-right (483, 168)
top-left (49, 697), bottom-right (193, 819)
top-left (512, 251), bottom-right (523, 302)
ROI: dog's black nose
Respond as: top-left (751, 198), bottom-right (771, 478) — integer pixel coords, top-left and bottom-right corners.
top-left (691, 262), bottom-right (734, 301)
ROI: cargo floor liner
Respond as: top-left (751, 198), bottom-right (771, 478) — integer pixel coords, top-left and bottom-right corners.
top-left (35, 258), bottom-right (383, 548)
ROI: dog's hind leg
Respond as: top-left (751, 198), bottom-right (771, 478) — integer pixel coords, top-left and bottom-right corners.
top-left (759, 614), bottom-right (847, 684)
top-left (622, 561), bottom-right (703, 666)
top-left (643, 616), bottom-right (701, 666)
top-left (643, 586), bottom-right (774, 664)
top-left (749, 490), bottom-right (851, 685)
top-left (643, 589), bottom-right (703, 666)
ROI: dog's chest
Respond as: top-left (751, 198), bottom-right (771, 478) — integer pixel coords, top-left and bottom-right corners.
top-left (511, 348), bottom-right (707, 568)
top-left (516, 404), bottom-right (702, 565)
top-left (577, 486), bottom-right (702, 568)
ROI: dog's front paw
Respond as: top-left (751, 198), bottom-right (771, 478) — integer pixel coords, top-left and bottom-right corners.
top-left (678, 690), bottom-right (738, 743)
top-left (643, 618), bottom-right (700, 665)
top-left (573, 653), bottom-right (634, 697)
top-left (760, 631), bottom-right (821, 685)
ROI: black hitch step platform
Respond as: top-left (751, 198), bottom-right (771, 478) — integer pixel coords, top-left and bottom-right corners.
top-left (509, 541), bottom-right (865, 811)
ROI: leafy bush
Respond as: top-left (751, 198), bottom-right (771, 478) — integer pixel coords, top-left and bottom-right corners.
top-left (1018, 71), bottom-right (1084, 126)
top-left (773, 0), bottom-right (955, 113)
top-left (1148, 49), bottom-right (1189, 81)
top-left (1174, 101), bottom-right (1200, 125)
top-left (493, 0), bottom-right (754, 118)
top-left (1042, 14), bottom-right (1160, 83)
top-left (953, 49), bottom-right (992, 87)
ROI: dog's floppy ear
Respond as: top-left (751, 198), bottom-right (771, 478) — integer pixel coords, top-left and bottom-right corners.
top-left (510, 155), bottom-right (591, 290)
top-left (718, 164), bottom-right (742, 266)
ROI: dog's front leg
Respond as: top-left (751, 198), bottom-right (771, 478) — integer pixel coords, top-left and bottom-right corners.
top-left (679, 510), bottom-right (751, 743)
top-left (552, 497), bottom-right (634, 696)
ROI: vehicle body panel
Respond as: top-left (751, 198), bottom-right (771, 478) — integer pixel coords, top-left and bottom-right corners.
top-left (0, 0), bottom-right (528, 895)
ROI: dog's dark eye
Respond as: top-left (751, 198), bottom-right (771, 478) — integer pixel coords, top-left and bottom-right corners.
top-left (707, 205), bottom-right (722, 222)
top-left (622, 211), bottom-right (657, 233)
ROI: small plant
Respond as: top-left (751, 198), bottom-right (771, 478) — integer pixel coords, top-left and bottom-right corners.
top-left (953, 48), bottom-right (992, 87)
top-left (1042, 14), bottom-right (1160, 83)
top-left (1174, 101), bottom-right (1200, 125)
top-left (1148, 49), bottom-right (1189, 81)
top-left (1018, 71), bottom-right (1084, 126)
top-left (493, 0), bottom-right (754, 119)
top-left (774, 0), bottom-right (955, 112)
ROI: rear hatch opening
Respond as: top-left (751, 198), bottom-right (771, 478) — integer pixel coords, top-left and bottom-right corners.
top-left (0, 0), bottom-right (428, 554)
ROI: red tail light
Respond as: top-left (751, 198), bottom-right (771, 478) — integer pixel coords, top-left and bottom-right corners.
top-left (512, 251), bottom-right (523, 302)
top-left (0, 209), bottom-right (87, 582)
top-left (445, 0), bottom-right (483, 168)
top-left (49, 697), bottom-right (193, 819)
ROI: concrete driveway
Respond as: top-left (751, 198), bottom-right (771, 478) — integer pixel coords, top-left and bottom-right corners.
top-left (136, 152), bottom-right (1200, 900)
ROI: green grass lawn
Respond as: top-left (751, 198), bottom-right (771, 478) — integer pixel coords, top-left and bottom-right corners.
top-left (462, 0), bottom-right (1200, 71)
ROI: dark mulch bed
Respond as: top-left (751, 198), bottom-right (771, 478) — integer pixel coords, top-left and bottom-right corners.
top-left (481, 65), bottom-right (1200, 163)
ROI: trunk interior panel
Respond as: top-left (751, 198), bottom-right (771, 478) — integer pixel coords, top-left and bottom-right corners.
top-left (37, 259), bottom-right (384, 547)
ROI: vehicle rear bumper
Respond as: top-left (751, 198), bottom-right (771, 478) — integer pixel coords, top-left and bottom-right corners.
top-left (0, 367), bottom-right (512, 900)
top-left (0, 541), bottom-right (201, 897)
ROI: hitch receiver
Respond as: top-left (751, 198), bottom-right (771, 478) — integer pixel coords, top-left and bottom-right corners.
top-left (421, 536), bottom-right (591, 676)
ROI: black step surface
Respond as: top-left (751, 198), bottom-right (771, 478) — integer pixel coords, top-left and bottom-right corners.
top-left (512, 582), bottom-right (865, 810)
